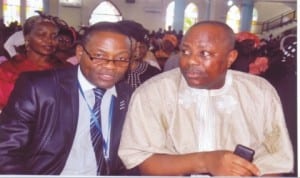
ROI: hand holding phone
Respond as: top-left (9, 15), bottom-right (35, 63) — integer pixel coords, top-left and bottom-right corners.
top-left (233, 144), bottom-right (255, 162)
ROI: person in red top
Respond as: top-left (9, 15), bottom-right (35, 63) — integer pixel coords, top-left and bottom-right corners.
top-left (0, 13), bottom-right (67, 109)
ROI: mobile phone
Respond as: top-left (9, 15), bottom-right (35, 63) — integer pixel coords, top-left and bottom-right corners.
top-left (233, 144), bottom-right (255, 162)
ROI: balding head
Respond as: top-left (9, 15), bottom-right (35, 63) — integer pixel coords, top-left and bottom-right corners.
top-left (179, 20), bottom-right (238, 89)
top-left (185, 21), bottom-right (236, 51)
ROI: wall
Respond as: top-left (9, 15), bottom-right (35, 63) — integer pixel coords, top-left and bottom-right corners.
top-left (56, 0), bottom-right (172, 30)
top-left (0, 0), bottom-right (295, 32)
top-left (54, 0), bottom-right (295, 32)
top-left (114, 0), bottom-right (169, 31)
top-left (254, 2), bottom-right (294, 22)
top-left (55, 0), bottom-right (230, 31)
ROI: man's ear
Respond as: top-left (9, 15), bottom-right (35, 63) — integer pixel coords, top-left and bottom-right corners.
top-left (227, 49), bottom-right (238, 68)
top-left (75, 45), bottom-right (84, 62)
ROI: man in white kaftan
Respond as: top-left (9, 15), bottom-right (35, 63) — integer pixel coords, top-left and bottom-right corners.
top-left (119, 68), bottom-right (293, 175)
top-left (118, 21), bottom-right (294, 176)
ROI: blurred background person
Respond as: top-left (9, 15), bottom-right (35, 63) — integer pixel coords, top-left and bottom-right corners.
top-left (55, 26), bottom-right (78, 64)
top-left (0, 13), bottom-right (68, 110)
top-left (118, 20), bottom-right (161, 90)
top-left (3, 30), bottom-right (24, 60)
top-left (154, 33), bottom-right (178, 69)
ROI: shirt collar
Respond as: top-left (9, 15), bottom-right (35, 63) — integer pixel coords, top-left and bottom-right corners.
top-left (77, 67), bottom-right (117, 96)
top-left (178, 70), bottom-right (236, 111)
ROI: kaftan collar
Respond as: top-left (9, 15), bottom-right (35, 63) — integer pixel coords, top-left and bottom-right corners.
top-left (178, 70), bottom-right (237, 114)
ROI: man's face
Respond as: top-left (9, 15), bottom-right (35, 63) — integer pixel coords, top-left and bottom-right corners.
top-left (77, 31), bottom-right (131, 89)
top-left (179, 24), bottom-right (237, 89)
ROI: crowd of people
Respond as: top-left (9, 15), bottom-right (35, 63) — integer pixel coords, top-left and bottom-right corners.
top-left (231, 29), bottom-right (297, 177)
top-left (0, 11), bottom-right (296, 177)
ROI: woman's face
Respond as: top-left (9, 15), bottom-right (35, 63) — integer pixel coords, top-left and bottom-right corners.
top-left (132, 41), bottom-right (148, 61)
top-left (57, 34), bottom-right (73, 51)
top-left (26, 21), bottom-right (59, 56)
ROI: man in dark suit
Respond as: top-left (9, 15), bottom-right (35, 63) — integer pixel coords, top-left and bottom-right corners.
top-left (0, 22), bottom-right (138, 175)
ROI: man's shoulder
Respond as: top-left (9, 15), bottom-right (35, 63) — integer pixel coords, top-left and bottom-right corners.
top-left (230, 69), bottom-right (274, 90)
top-left (146, 68), bottom-right (180, 83)
top-left (115, 80), bottom-right (134, 96)
top-left (17, 66), bottom-right (77, 86)
top-left (135, 68), bottom-right (181, 92)
top-left (20, 65), bottom-right (76, 78)
top-left (231, 70), bottom-right (268, 81)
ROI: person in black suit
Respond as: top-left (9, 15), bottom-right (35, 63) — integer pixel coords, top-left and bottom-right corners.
top-left (0, 22), bottom-right (138, 175)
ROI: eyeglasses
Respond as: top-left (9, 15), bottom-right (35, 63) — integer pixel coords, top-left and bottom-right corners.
top-left (82, 45), bottom-right (130, 67)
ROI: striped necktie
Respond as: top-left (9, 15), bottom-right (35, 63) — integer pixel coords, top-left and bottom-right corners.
top-left (91, 87), bottom-right (107, 175)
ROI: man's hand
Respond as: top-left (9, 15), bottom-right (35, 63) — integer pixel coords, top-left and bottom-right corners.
top-left (204, 150), bottom-right (260, 176)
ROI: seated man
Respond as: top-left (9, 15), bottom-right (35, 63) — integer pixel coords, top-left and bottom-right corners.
top-left (118, 21), bottom-right (294, 176)
top-left (0, 22), bottom-right (138, 175)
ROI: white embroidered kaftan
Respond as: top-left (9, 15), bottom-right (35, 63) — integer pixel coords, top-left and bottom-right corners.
top-left (118, 68), bottom-right (294, 175)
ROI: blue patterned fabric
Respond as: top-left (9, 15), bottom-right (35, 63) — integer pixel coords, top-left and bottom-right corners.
top-left (91, 88), bottom-right (106, 175)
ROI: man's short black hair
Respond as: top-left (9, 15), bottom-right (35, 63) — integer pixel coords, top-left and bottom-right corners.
top-left (81, 21), bottom-right (131, 46)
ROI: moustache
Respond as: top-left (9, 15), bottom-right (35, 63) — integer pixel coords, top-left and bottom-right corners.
top-left (185, 67), bottom-right (207, 76)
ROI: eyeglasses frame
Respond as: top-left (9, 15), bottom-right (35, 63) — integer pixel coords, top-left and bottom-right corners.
top-left (81, 45), bottom-right (131, 67)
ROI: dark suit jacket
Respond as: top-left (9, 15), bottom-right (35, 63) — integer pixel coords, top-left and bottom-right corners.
top-left (0, 66), bottom-right (137, 175)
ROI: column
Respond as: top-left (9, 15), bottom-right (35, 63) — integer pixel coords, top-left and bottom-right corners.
top-left (240, 0), bottom-right (254, 32)
top-left (43, 0), bottom-right (50, 15)
top-left (0, 0), bottom-right (3, 19)
top-left (204, 0), bottom-right (212, 20)
top-left (20, 0), bottom-right (26, 25)
top-left (173, 0), bottom-right (186, 32)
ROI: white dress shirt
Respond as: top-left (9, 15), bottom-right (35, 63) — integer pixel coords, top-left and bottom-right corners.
top-left (61, 67), bottom-right (117, 175)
